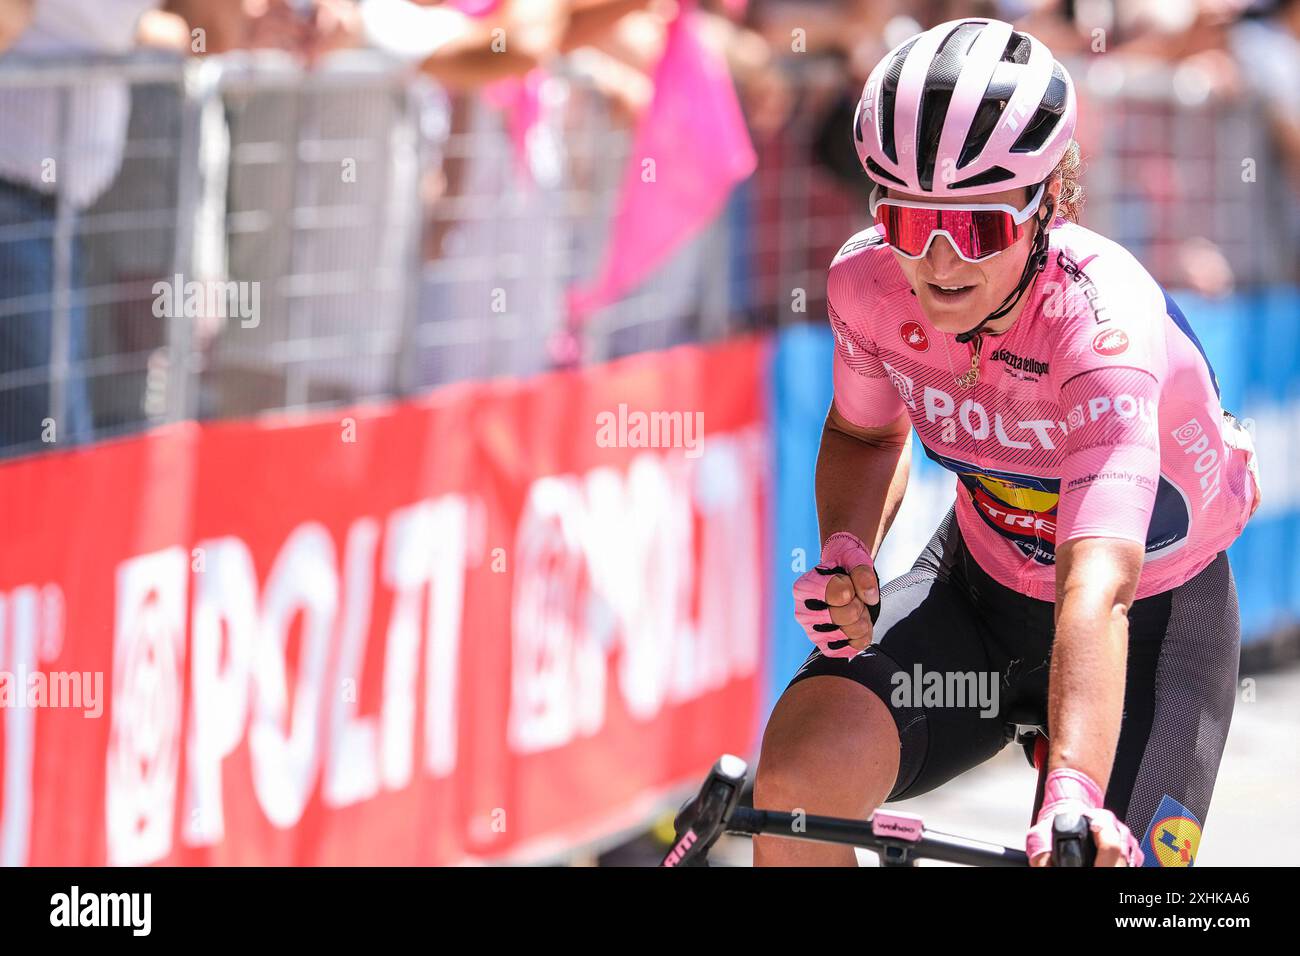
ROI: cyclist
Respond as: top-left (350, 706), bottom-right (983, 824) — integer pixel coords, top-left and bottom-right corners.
top-left (756, 17), bottom-right (1261, 867)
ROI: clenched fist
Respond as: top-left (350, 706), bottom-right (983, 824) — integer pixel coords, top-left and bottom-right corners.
top-left (792, 532), bottom-right (881, 659)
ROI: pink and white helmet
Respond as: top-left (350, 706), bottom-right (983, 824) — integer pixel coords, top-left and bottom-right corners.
top-left (855, 18), bottom-right (1077, 197)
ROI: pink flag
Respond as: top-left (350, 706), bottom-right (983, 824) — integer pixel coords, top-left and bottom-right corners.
top-left (447, 0), bottom-right (502, 16)
top-left (482, 69), bottom-right (545, 187)
top-left (563, 7), bottom-right (757, 338)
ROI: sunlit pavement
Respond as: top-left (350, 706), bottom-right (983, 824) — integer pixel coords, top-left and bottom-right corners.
top-left (699, 662), bottom-right (1300, 867)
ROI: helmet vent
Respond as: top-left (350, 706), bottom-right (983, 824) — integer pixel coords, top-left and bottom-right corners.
top-left (956, 97), bottom-right (1002, 168)
top-left (1002, 33), bottom-right (1032, 64)
top-left (879, 37), bottom-right (919, 164)
top-left (864, 157), bottom-right (907, 187)
top-left (916, 22), bottom-right (984, 190)
top-left (1011, 68), bottom-right (1069, 153)
top-left (949, 165), bottom-right (1015, 189)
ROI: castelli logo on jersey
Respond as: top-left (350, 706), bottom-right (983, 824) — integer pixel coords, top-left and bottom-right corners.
top-left (1092, 328), bottom-right (1129, 356)
top-left (900, 321), bottom-right (929, 352)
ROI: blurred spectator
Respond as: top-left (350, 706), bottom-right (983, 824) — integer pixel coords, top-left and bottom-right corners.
top-left (0, 0), bottom-right (163, 454)
top-left (694, 2), bottom-right (792, 138)
top-left (0, 0), bottom-right (30, 52)
top-left (166, 0), bottom-right (364, 57)
top-left (0, 0), bottom-right (373, 455)
top-left (386, 0), bottom-right (573, 90)
top-left (1230, 0), bottom-right (1300, 192)
top-left (1229, 0), bottom-right (1300, 279)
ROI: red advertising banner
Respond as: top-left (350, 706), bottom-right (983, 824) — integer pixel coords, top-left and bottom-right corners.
top-left (0, 337), bottom-right (770, 865)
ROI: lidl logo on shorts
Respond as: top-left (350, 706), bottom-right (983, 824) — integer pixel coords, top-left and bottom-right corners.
top-left (1141, 795), bottom-right (1202, 867)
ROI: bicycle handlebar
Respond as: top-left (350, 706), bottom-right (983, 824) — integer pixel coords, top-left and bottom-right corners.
top-left (726, 806), bottom-right (1029, 866)
top-left (661, 754), bottom-right (1095, 868)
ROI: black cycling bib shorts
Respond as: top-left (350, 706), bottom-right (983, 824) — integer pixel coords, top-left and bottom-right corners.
top-left (786, 507), bottom-right (1239, 867)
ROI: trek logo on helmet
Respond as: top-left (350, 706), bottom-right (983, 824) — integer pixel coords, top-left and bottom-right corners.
top-left (853, 18), bottom-right (1076, 198)
top-left (854, 18), bottom-right (1078, 346)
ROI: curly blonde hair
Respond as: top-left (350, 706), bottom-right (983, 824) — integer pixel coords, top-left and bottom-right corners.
top-left (1046, 140), bottom-right (1084, 223)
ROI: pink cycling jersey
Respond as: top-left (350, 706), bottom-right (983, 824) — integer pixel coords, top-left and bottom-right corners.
top-left (829, 220), bottom-right (1257, 601)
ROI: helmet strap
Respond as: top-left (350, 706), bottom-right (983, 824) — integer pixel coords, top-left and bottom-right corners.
top-left (954, 190), bottom-right (1055, 344)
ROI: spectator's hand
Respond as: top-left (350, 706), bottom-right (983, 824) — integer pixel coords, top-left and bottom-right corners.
top-left (1177, 47), bottom-right (1243, 100)
top-left (0, 0), bottom-right (33, 57)
top-left (302, 0), bottom-right (363, 63)
top-left (503, 0), bottom-right (570, 63)
top-left (243, 0), bottom-right (313, 53)
top-left (573, 47), bottom-right (654, 125)
top-left (1176, 236), bottom-right (1235, 298)
top-left (136, 10), bottom-right (193, 51)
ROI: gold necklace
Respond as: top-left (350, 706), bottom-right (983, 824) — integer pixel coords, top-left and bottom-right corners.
top-left (954, 335), bottom-right (983, 390)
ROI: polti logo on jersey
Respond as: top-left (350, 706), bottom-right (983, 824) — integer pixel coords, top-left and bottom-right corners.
top-left (900, 321), bottom-right (929, 352)
top-left (1170, 417), bottom-right (1224, 511)
top-left (1141, 795), bottom-right (1202, 867)
top-left (1092, 327), bottom-right (1130, 356)
top-left (880, 364), bottom-right (1154, 452)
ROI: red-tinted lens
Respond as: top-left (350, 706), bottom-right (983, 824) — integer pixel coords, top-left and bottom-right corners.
top-left (877, 205), bottom-right (1021, 259)
top-left (964, 209), bottom-right (1020, 258)
top-left (877, 204), bottom-right (941, 257)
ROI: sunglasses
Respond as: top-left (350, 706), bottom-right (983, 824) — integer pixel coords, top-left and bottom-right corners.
top-left (870, 183), bottom-right (1045, 263)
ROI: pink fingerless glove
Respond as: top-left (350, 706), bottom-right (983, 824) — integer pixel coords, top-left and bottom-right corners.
top-left (792, 532), bottom-right (878, 660)
top-left (1026, 768), bottom-right (1145, 866)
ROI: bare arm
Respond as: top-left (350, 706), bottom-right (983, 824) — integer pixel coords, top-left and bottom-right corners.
top-left (420, 0), bottom-right (567, 91)
top-left (809, 404), bottom-right (910, 652)
top-left (162, 0), bottom-right (249, 54)
top-left (421, 43), bottom-right (539, 90)
top-left (0, 0), bottom-right (32, 54)
top-left (816, 404), bottom-right (911, 556)
top-left (1048, 536), bottom-right (1144, 790)
top-left (559, 0), bottom-right (652, 53)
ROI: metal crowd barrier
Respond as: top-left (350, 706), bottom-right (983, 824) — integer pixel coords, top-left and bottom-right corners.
top-left (1070, 54), bottom-right (1297, 290)
top-left (0, 51), bottom-right (1295, 461)
top-left (411, 68), bottom-right (735, 390)
top-left (0, 51), bottom-right (430, 458)
top-left (0, 55), bottom-right (192, 456)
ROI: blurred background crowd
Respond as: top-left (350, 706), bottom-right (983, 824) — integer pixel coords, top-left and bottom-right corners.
top-left (0, 0), bottom-right (1297, 456)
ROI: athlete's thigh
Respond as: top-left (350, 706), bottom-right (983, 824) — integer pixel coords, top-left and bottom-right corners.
top-left (1107, 552), bottom-right (1240, 867)
top-left (785, 513), bottom-right (1012, 801)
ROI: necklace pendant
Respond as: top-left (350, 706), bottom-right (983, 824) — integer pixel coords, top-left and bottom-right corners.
top-left (956, 350), bottom-right (981, 390)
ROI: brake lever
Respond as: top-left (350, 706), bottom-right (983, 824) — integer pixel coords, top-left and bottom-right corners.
top-left (660, 755), bottom-right (748, 867)
top-left (1051, 812), bottom-right (1097, 867)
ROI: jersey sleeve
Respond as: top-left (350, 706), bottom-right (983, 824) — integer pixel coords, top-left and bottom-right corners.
top-left (1055, 367), bottom-right (1162, 546)
top-left (828, 299), bottom-right (906, 429)
top-left (1050, 256), bottom-right (1168, 547)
